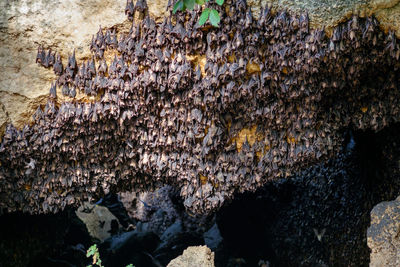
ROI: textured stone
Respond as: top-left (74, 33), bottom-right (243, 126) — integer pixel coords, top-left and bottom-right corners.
top-left (0, 0), bottom-right (127, 133)
top-left (119, 186), bottom-right (212, 238)
top-left (367, 196), bottom-right (400, 267)
top-left (147, 0), bottom-right (169, 21)
top-left (76, 202), bottom-right (121, 242)
top-left (167, 245), bottom-right (215, 267)
top-left (0, 103), bottom-right (9, 142)
top-left (0, 0), bottom-right (165, 135)
top-left (250, 0), bottom-right (400, 36)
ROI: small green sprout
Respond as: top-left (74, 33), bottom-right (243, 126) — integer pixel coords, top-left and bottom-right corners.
top-left (86, 244), bottom-right (103, 267)
top-left (86, 244), bottom-right (134, 267)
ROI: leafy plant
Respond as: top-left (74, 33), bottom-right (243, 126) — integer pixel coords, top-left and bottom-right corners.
top-left (86, 244), bottom-right (103, 267)
top-left (173, 0), bottom-right (224, 27)
top-left (86, 244), bottom-right (134, 267)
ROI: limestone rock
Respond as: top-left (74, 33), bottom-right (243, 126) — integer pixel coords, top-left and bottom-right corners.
top-left (0, 104), bottom-right (9, 141)
top-left (367, 196), bottom-right (400, 267)
top-left (76, 202), bottom-right (121, 242)
top-left (167, 245), bottom-right (215, 267)
top-left (0, 0), bottom-right (167, 135)
top-left (120, 186), bottom-right (212, 237)
top-left (250, 0), bottom-right (400, 36)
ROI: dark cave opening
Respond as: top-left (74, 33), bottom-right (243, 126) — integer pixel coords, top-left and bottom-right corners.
top-left (0, 209), bottom-right (92, 267)
top-left (0, 124), bottom-right (399, 267)
top-left (214, 123), bottom-right (400, 266)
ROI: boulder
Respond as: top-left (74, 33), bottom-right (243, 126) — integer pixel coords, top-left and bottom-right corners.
top-left (76, 202), bottom-right (121, 242)
top-left (367, 196), bottom-right (400, 267)
top-left (167, 245), bottom-right (215, 267)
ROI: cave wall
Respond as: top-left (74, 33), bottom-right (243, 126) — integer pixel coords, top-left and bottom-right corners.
top-left (2, 0), bottom-right (400, 215)
top-left (0, 0), bottom-right (168, 135)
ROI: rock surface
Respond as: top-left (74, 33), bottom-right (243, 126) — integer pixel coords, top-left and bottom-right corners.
top-left (0, 0), bottom-right (168, 136)
top-left (368, 196), bottom-right (400, 267)
top-left (119, 186), bottom-right (213, 260)
top-left (203, 223), bottom-right (223, 250)
top-left (119, 186), bottom-right (212, 235)
top-left (167, 245), bottom-right (215, 267)
top-left (76, 202), bottom-right (121, 242)
top-left (1, 0), bottom-right (400, 137)
top-left (252, 0), bottom-right (400, 35)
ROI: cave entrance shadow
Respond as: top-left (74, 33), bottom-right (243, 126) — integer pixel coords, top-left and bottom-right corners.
top-left (215, 123), bottom-right (400, 267)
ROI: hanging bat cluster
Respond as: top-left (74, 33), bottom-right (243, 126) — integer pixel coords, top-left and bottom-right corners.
top-left (1, 0), bottom-right (400, 214)
top-left (36, 45), bottom-right (56, 69)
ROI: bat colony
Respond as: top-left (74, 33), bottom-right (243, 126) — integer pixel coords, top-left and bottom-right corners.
top-left (1, 0), bottom-right (400, 214)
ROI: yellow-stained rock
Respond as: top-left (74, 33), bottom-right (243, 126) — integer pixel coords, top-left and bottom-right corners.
top-left (231, 125), bottom-right (264, 152)
top-left (0, 0), bottom-right (126, 134)
top-left (147, 0), bottom-right (170, 22)
top-left (374, 2), bottom-right (400, 34)
top-left (246, 61), bottom-right (261, 75)
top-left (187, 54), bottom-right (207, 76)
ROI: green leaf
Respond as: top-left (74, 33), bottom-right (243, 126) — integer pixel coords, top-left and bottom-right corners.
top-left (215, 0), bottom-right (224, 6)
top-left (173, 0), bottom-right (183, 13)
top-left (209, 9), bottom-right (220, 27)
top-left (195, 0), bottom-right (205, 5)
top-left (198, 8), bottom-right (210, 26)
top-left (87, 245), bottom-right (96, 257)
top-left (184, 0), bottom-right (195, 10)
